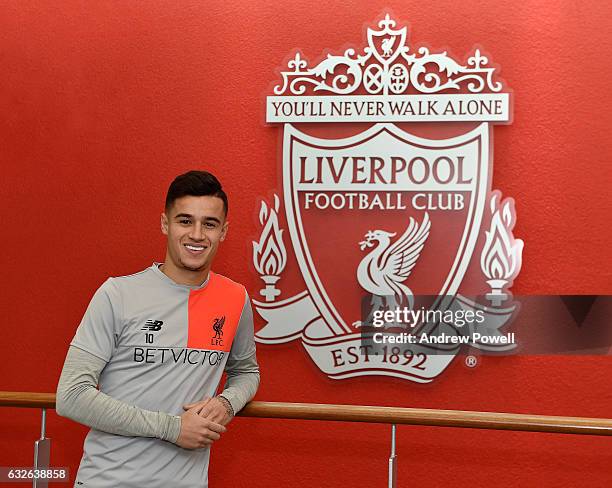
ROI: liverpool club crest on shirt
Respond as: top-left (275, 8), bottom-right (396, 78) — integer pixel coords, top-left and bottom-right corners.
top-left (251, 14), bottom-right (523, 383)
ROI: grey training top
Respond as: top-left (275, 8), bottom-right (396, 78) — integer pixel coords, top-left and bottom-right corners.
top-left (68, 264), bottom-right (257, 488)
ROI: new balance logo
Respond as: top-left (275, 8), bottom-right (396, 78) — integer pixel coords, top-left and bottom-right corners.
top-left (142, 320), bottom-right (163, 332)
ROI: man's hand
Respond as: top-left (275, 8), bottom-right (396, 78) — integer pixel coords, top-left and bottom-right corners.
top-left (183, 396), bottom-right (233, 426)
top-left (175, 405), bottom-right (226, 449)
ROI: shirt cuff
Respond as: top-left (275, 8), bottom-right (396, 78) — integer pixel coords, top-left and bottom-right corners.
top-left (158, 412), bottom-right (182, 443)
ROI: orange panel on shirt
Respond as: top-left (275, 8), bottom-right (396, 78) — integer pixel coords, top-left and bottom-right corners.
top-left (187, 272), bottom-right (244, 351)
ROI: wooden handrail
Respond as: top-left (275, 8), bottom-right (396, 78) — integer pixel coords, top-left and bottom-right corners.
top-left (240, 401), bottom-right (612, 436)
top-left (2, 391), bottom-right (612, 436)
top-left (0, 392), bottom-right (55, 409)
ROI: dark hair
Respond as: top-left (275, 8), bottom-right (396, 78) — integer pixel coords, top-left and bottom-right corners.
top-left (165, 170), bottom-right (228, 215)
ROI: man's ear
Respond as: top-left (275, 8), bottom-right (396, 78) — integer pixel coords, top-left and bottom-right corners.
top-left (220, 220), bottom-right (229, 241)
top-left (161, 213), bottom-right (169, 235)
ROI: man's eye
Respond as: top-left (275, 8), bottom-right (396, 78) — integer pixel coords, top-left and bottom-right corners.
top-left (179, 219), bottom-right (191, 225)
top-left (205, 222), bottom-right (217, 228)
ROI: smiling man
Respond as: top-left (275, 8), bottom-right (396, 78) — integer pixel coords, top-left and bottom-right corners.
top-left (56, 171), bottom-right (260, 488)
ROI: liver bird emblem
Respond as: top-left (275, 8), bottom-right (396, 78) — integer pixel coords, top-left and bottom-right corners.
top-left (381, 37), bottom-right (396, 58)
top-left (213, 316), bottom-right (225, 339)
top-left (355, 213), bottom-right (431, 325)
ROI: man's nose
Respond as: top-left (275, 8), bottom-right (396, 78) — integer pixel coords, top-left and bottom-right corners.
top-left (189, 223), bottom-right (205, 241)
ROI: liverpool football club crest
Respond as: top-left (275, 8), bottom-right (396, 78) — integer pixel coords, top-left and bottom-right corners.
top-left (252, 14), bottom-right (523, 383)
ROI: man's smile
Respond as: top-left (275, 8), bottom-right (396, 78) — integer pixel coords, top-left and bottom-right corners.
top-left (184, 243), bottom-right (207, 254)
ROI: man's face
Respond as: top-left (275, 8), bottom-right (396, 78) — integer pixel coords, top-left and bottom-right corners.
top-left (161, 195), bottom-right (228, 277)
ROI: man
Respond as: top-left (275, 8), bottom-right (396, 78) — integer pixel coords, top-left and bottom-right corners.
top-left (57, 171), bottom-right (260, 487)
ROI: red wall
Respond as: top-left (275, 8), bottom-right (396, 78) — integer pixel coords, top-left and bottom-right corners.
top-left (1, 1), bottom-right (611, 486)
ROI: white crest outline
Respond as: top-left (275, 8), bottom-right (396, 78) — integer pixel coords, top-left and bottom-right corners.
top-left (282, 122), bottom-right (490, 336)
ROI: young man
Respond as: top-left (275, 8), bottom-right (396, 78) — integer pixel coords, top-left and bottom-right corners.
top-left (57, 171), bottom-right (259, 487)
